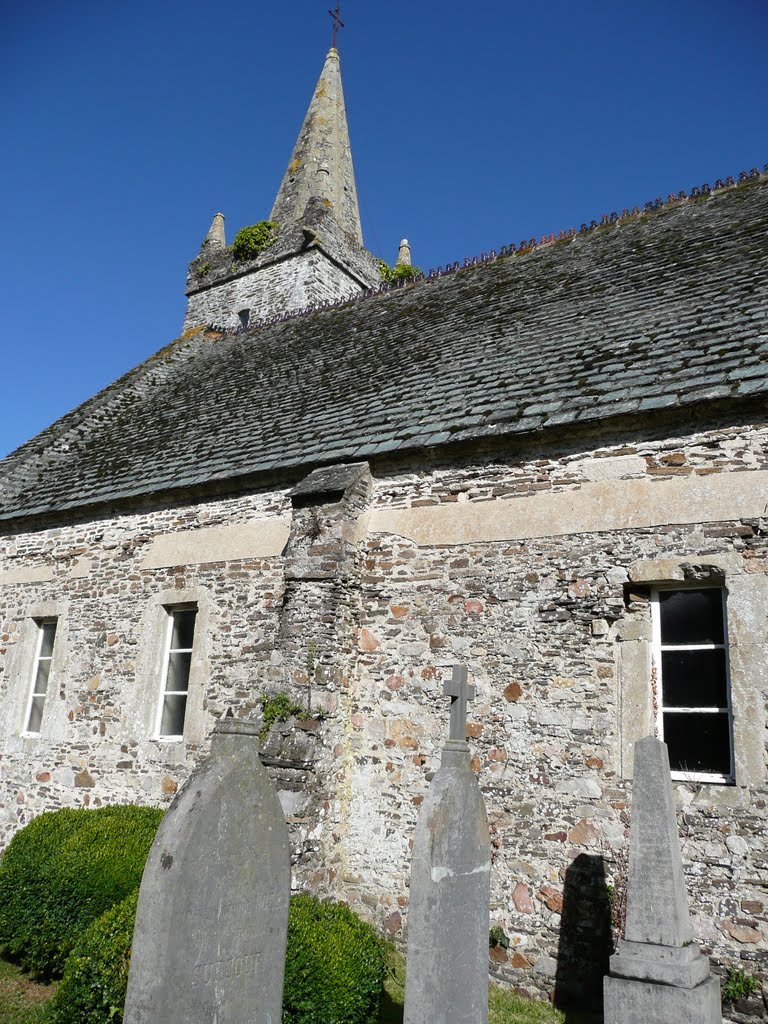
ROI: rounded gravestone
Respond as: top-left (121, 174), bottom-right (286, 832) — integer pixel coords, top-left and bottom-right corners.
top-left (124, 719), bottom-right (290, 1024)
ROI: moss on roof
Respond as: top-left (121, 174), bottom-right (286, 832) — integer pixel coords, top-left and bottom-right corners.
top-left (1, 178), bottom-right (767, 522)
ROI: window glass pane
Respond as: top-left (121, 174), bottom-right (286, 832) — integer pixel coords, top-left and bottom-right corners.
top-left (33, 659), bottom-right (52, 696)
top-left (27, 695), bottom-right (45, 734)
top-left (39, 622), bottom-right (57, 659)
top-left (166, 651), bottom-right (192, 693)
top-left (659, 589), bottom-right (724, 645)
top-left (170, 609), bottom-right (196, 650)
top-left (661, 649), bottom-right (728, 708)
top-left (663, 711), bottom-right (731, 776)
top-left (159, 694), bottom-right (188, 737)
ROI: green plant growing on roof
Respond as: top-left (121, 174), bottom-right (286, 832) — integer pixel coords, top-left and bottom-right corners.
top-left (378, 259), bottom-right (421, 286)
top-left (232, 221), bottom-right (279, 262)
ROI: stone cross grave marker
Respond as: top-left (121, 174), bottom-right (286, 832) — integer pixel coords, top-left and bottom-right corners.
top-left (444, 664), bottom-right (475, 742)
top-left (404, 664), bottom-right (491, 1024)
top-left (124, 719), bottom-right (291, 1024)
top-left (604, 735), bottom-right (721, 1022)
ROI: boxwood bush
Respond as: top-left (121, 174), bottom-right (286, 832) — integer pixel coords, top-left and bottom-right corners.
top-left (45, 890), bottom-right (138, 1024)
top-left (284, 894), bottom-right (385, 1024)
top-left (37, 890), bottom-right (384, 1024)
top-left (0, 805), bottom-right (162, 976)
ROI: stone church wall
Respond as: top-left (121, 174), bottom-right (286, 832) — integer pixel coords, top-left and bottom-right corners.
top-left (1, 416), bottom-right (766, 1005)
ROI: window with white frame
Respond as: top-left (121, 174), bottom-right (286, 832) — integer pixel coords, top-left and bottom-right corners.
top-left (23, 620), bottom-right (58, 735)
top-left (155, 606), bottom-right (197, 739)
top-left (651, 587), bottom-right (733, 782)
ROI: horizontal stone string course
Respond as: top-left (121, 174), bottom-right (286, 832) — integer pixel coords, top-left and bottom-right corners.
top-left (211, 165), bottom-right (768, 339)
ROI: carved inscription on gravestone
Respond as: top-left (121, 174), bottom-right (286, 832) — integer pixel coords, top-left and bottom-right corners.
top-left (124, 720), bottom-right (291, 1024)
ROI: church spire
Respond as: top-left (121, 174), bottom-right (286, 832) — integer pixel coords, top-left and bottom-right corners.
top-left (269, 46), bottom-right (364, 246)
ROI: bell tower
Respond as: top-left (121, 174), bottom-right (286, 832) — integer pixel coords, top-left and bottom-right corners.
top-left (183, 44), bottom-right (380, 333)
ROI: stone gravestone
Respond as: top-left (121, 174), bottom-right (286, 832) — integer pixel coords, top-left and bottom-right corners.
top-left (604, 736), bottom-right (721, 1022)
top-left (124, 719), bottom-right (291, 1024)
top-left (403, 665), bottom-right (491, 1024)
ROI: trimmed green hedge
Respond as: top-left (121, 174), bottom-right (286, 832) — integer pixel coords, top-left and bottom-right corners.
top-left (284, 894), bottom-right (384, 1024)
top-left (38, 891), bottom-right (383, 1024)
top-left (0, 805), bottom-right (162, 977)
top-left (45, 890), bottom-right (138, 1024)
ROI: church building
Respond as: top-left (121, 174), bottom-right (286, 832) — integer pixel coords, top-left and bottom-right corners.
top-left (1, 39), bottom-right (767, 1010)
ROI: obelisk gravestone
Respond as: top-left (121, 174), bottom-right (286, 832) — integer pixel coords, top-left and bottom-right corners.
top-left (124, 719), bottom-right (291, 1024)
top-left (403, 665), bottom-right (491, 1024)
top-left (604, 736), bottom-right (721, 1022)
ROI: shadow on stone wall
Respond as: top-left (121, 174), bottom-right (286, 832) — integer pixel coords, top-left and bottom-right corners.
top-left (553, 853), bottom-right (612, 1021)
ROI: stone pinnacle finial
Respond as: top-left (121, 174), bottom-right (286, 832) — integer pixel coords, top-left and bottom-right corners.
top-left (270, 48), bottom-right (363, 245)
top-left (202, 212), bottom-right (225, 251)
top-left (395, 238), bottom-right (412, 267)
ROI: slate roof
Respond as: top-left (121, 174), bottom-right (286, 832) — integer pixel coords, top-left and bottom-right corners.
top-left (1, 177), bottom-right (767, 523)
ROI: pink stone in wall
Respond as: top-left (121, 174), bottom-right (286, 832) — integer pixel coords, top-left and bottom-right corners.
top-left (722, 920), bottom-right (762, 943)
top-left (539, 885), bottom-right (563, 914)
top-left (463, 599), bottom-right (484, 615)
top-left (568, 579), bottom-right (592, 598)
top-left (359, 627), bottom-right (380, 652)
top-left (385, 675), bottom-right (404, 690)
top-left (568, 818), bottom-right (600, 846)
top-left (513, 883), bottom-right (534, 914)
top-left (384, 911), bottom-right (402, 935)
top-left (503, 682), bottom-right (523, 702)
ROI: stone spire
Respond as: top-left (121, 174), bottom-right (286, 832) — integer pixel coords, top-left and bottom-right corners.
top-left (270, 47), bottom-right (363, 246)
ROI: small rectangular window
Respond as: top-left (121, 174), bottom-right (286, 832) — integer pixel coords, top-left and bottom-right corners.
top-left (155, 607), bottom-right (197, 739)
top-left (651, 587), bottom-right (733, 782)
top-left (23, 620), bottom-right (58, 735)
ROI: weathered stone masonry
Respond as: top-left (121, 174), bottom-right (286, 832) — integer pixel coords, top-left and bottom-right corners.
top-left (2, 417), bottom-right (767, 1007)
top-left (1, 38), bottom-right (767, 1016)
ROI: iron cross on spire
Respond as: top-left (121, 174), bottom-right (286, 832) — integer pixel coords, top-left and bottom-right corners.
top-left (328, 2), bottom-right (344, 49)
top-left (443, 665), bottom-right (475, 742)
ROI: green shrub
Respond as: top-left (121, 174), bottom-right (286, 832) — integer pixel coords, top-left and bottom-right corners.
top-left (0, 805), bottom-right (162, 977)
top-left (45, 890), bottom-right (137, 1024)
top-left (39, 891), bottom-right (383, 1024)
top-left (232, 221), bottom-right (278, 261)
top-left (283, 894), bottom-right (384, 1024)
top-left (722, 963), bottom-right (760, 1002)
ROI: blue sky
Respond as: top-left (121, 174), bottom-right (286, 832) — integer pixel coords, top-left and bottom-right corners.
top-left (2, 0), bottom-right (766, 458)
